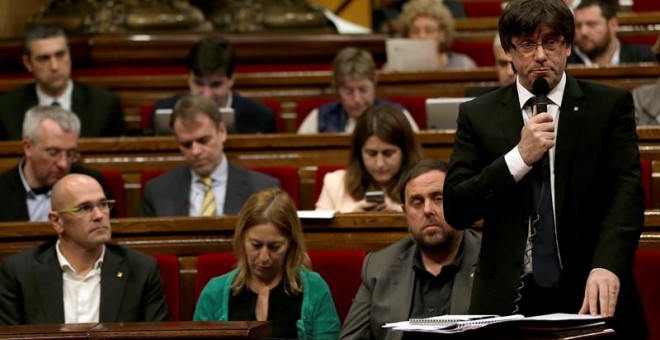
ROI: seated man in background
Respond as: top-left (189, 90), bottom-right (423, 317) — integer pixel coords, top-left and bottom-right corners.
top-left (634, 37), bottom-right (660, 125)
top-left (0, 24), bottom-right (124, 140)
top-left (0, 106), bottom-right (112, 222)
top-left (570, 0), bottom-right (654, 66)
top-left (142, 95), bottom-right (279, 217)
top-left (298, 47), bottom-right (419, 134)
top-left (151, 37), bottom-right (275, 135)
top-left (0, 174), bottom-right (169, 324)
top-left (466, 33), bottom-right (517, 97)
top-left (340, 158), bottom-right (480, 340)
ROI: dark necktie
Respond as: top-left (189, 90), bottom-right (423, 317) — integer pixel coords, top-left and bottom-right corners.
top-left (528, 97), bottom-right (560, 287)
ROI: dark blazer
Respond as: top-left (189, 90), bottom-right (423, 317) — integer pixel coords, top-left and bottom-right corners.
top-left (339, 230), bottom-right (481, 340)
top-left (151, 93), bottom-right (276, 134)
top-left (0, 82), bottom-right (124, 140)
top-left (0, 241), bottom-right (169, 325)
top-left (141, 161), bottom-right (280, 217)
top-left (569, 42), bottom-right (655, 65)
top-left (0, 163), bottom-right (114, 222)
top-left (444, 75), bottom-right (647, 338)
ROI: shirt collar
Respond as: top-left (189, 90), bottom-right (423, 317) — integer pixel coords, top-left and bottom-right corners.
top-left (56, 239), bottom-right (105, 274)
top-left (36, 79), bottom-right (73, 109)
top-left (516, 72), bottom-right (567, 109)
top-left (573, 39), bottom-right (620, 66)
top-left (18, 158), bottom-right (51, 198)
top-left (225, 91), bottom-right (234, 108)
top-left (190, 154), bottom-right (228, 184)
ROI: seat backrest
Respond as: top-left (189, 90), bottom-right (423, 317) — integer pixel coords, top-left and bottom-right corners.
top-left (308, 249), bottom-right (366, 324)
top-left (313, 165), bottom-right (347, 204)
top-left (195, 252), bottom-right (237, 302)
top-left (150, 254), bottom-right (181, 321)
top-left (140, 103), bottom-right (155, 131)
top-left (632, 0), bottom-right (660, 11)
top-left (386, 95), bottom-right (428, 130)
top-left (251, 166), bottom-right (300, 208)
top-left (463, 0), bottom-right (502, 17)
top-left (641, 158), bottom-right (652, 209)
top-left (634, 249), bottom-right (660, 339)
top-left (140, 169), bottom-right (167, 195)
top-left (451, 40), bottom-right (496, 67)
top-left (260, 99), bottom-right (284, 132)
top-left (100, 170), bottom-right (127, 218)
top-left (295, 97), bottom-right (335, 130)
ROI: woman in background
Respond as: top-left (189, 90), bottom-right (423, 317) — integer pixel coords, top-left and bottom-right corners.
top-left (316, 104), bottom-right (423, 212)
top-left (194, 188), bottom-right (340, 339)
top-left (397, 0), bottom-right (477, 69)
top-left (297, 47), bottom-right (420, 134)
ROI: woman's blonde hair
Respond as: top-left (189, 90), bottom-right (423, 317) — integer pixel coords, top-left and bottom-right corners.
top-left (397, 0), bottom-right (456, 52)
top-left (332, 47), bottom-right (376, 88)
top-left (231, 188), bottom-right (311, 296)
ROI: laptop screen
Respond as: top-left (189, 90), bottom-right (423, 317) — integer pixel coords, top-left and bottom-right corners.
top-left (425, 97), bottom-right (474, 130)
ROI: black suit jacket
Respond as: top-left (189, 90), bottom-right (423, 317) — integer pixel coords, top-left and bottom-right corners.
top-left (0, 82), bottom-right (125, 140)
top-left (141, 161), bottom-right (280, 217)
top-left (151, 92), bottom-right (276, 134)
top-left (444, 75), bottom-right (647, 338)
top-left (0, 163), bottom-right (115, 222)
top-left (569, 43), bottom-right (655, 65)
top-left (0, 241), bottom-right (169, 324)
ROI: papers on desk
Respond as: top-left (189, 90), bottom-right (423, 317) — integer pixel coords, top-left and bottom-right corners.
top-left (383, 313), bottom-right (604, 334)
top-left (296, 210), bottom-right (336, 219)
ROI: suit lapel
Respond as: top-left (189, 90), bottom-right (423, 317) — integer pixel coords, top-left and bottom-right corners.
top-left (497, 85), bottom-right (526, 150)
top-left (8, 166), bottom-right (30, 220)
top-left (71, 84), bottom-right (88, 126)
top-left (450, 232), bottom-right (478, 314)
top-left (554, 76), bottom-right (586, 224)
top-left (174, 167), bottom-right (192, 216)
top-left (99, 247), bottom-right (128, 322)
top-left (34, 246), bottom-right (65, 323)
top-left (388, 245), bottom-right (415, 323)
top-left (224, 162), bottom-right (248, 214)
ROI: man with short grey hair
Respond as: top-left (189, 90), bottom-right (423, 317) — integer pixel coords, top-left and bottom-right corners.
top-left (0, 106), bottom-right (111, 222)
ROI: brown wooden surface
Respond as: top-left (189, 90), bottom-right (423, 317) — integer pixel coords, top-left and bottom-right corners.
top-left (3, 126), bottom-right (660, 214)
top-left (0, 321), bottom-right (271, 339)
top-left (0, 212), bottom-right (658, 321)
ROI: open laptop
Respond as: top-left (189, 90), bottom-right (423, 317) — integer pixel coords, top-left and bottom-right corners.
top-left (153, 107), bottom-right (236, 135)
top-left (385, 38), bottom-right (438, 72)
top-left (425, 97), bottom-right (474, 130)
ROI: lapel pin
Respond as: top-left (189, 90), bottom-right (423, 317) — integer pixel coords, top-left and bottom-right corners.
top-left (116, 271), bottom-right (123, 278)
top-left (574, 106), bottom-right (579, 111)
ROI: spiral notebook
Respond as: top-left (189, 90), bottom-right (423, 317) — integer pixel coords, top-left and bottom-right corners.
top-left (409, 314), bottom-right (523, 326)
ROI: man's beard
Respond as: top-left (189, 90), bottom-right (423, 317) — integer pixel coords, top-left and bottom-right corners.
top-left (582, 30), bottom-right (612, 60)
top-left (411, 219), bottom-right (457, 252)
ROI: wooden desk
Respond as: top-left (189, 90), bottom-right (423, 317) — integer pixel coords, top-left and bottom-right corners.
top-left (0, 321), bottom-right (271, 339)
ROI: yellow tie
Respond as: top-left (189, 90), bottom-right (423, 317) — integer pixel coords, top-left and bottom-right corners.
top-left (200, 177), bottom-right (216, 216)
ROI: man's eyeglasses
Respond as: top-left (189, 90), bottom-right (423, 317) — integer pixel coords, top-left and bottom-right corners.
top-left (513, 39), bottom-right (565, 54)
top-left (55, 200), bottom-right (115, 216)
top-left (42, 148), bottom-right (80, 163)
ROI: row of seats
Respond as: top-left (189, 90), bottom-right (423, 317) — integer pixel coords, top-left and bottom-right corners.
top-left (102, 158), bottom-right (651, 218)
top-left (139, 95), bottom-right (429, 133)
top-left (151, 249), bottom-right (660, 338)
top-left (152, 249), bottom-right (365, 323)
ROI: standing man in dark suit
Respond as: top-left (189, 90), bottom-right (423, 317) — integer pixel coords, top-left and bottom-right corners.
top-left (340, 159), bottom-right (480, 340)
top-left (0, 106), bottom-right (112, 222)
top-left (0, 174), bottom-right (169, 324)
top-left (150, 37), bottom-right (275, 135)
top-left (444, 0), bottom-right (647, 338)
top-left (570, 0), bottom-right (654, 66)
top-left (0, 24), bottom-right (124, 140)
top-left (142, 95), bottom-right (279, 217)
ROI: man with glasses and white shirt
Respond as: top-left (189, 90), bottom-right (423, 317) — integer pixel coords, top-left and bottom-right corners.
top-left (444, 0), bottom-right (646, 337)
top-left (0, 174), bottom-right (169, 324)
top-left (0, 106), bottom-right (112, 222)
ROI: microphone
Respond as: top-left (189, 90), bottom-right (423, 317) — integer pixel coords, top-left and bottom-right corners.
top-left (532, 78), bottom-right (550, 114)
top-left (532, 78), bottom-right (551, 171)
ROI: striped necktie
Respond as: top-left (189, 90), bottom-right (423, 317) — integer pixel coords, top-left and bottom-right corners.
top-left (200, 177), bottom-right (216, 216)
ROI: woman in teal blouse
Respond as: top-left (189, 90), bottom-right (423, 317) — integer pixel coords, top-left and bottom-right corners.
top-left (194, 188), bottom-right (340, 339)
